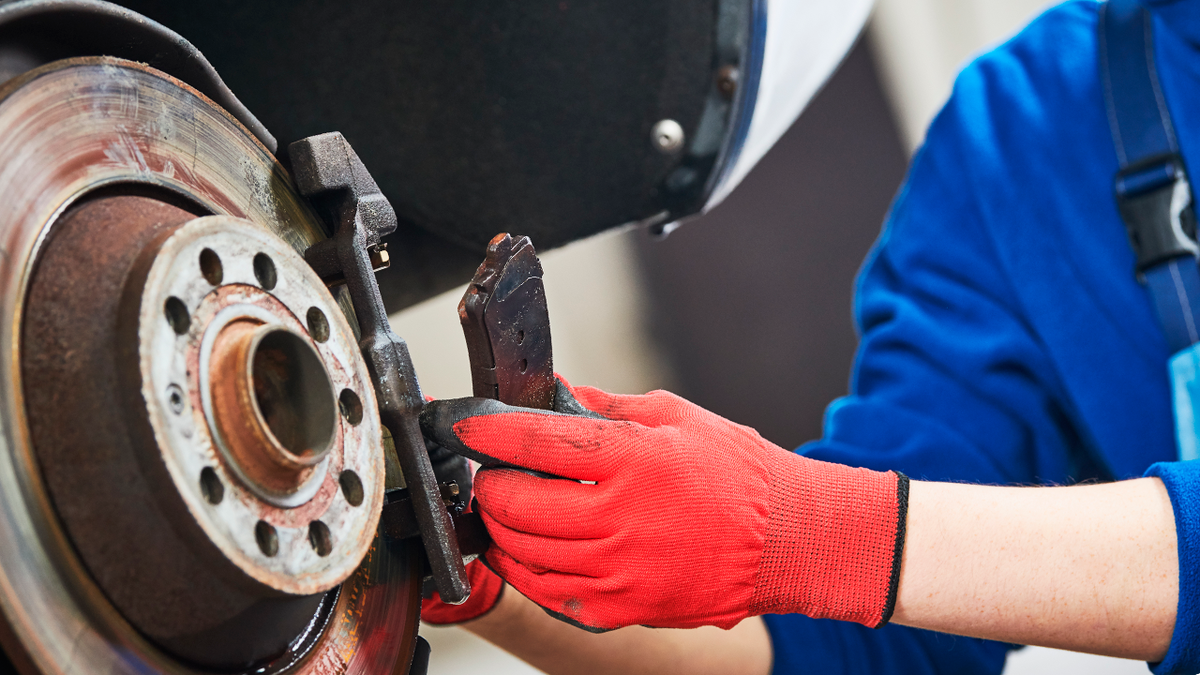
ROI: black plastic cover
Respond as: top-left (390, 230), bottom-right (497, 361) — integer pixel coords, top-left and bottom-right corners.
top-left (112, 0), bottom-right (753, 307)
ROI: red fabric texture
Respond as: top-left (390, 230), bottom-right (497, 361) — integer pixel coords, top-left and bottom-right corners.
top-left (750, 451), bottom-right (900, 626)
top-left (421, 559), bottom-right (505, 625)
top-left (457, 383), bottom-right (904, 631)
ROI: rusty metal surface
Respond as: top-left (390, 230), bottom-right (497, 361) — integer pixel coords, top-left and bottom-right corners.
top-left (304, 538), bottom-right (422, 675)
top-left (208, 320), bottom-right (333, 496)
top-left (23, 195), bottom-right (239, 653)
top-left (0, 57), bottom-right (419, 675)
top-left (289, 132), bottom-right (470, 606)
top-left (22, 201), bottom-right (395, 670)
top-left (24, 196), bottom-right (329, 668)
top-left (459, 233), bottom-right (555, 410)
top-left (198, 289), bottom-right (340, 511)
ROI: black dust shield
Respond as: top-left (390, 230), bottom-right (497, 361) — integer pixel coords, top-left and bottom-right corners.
top-left (111, 0), bottom-right (764, 305)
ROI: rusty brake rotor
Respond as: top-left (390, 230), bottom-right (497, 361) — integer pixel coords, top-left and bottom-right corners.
top-left (0, 56), bottom-right (421, 674)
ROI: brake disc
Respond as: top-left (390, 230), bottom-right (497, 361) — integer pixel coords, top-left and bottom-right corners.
top-left (0, 56), bottom-right (420, 674)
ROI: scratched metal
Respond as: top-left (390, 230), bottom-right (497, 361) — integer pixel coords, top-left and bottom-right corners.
top-left (0, 57), bottom-right (417, 674)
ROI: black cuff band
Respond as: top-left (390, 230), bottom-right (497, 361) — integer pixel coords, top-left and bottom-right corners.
top-left (877, 471), bottom-right (910, 628)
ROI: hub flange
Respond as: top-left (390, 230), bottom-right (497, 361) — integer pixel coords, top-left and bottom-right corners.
top-left (137, 215), bottom-right (384, 594)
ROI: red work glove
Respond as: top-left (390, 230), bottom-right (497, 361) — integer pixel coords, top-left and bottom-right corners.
top-left (420, 378), bottom-right (909, 632)
top-left (421, 558), bottom-right (505, 625)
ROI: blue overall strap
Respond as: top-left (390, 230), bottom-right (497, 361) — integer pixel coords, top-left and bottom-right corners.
top-left (1101, 0), bottom-right (1200, 353)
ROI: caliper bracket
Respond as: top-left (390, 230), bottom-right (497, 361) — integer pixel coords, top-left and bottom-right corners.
top-left (288, 132), bottom-right (470, 605)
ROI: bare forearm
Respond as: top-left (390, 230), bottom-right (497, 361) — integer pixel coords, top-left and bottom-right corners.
top-left (461, 585), bottom-right (772, 675)
top-left (893, 477), bottom-right (1178, 660)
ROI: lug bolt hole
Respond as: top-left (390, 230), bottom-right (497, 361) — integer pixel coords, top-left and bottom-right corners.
top-left (199, 248), bottom-right (223, 286)
top-left (167, 383), bottom-right (185, 415)
top-left (255, 521), bottom-right (279, 557)
top-left (308, 520), bottom-right (332, 557)
top-left (517, 330), bottom-right (525, 344)
top-left (519, 358), bottom-right (528, 374)
top-left (339, 389), bottom-right (363, 426)
top-left (200, 467), bottom-right (224, 505)
top-left (253, 253), bottom-right (277, 290)
top-left (164, 297), bottom-right (190, 335)
top-left (307, 307), bottom-right (330, 343)
top-left (339, 470), bottom-right (364, 507)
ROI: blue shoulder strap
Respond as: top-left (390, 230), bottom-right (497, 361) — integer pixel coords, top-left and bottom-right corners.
top-left (1101, 0), bottom-right (1200, 353)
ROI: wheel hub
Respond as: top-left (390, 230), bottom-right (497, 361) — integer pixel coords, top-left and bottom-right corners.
top-left (135, 215), bottom-right (383, 596)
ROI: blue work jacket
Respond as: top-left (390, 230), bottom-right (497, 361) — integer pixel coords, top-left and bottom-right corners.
top-left (765, 1), bottom-right (1200, 673)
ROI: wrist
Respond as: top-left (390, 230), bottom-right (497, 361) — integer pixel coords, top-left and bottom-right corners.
top-left (749, 450), bottom-right (908, 627)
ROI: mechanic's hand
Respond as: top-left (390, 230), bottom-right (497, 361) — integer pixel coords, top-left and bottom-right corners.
top-left (420, 378), bottom-right (909, 632)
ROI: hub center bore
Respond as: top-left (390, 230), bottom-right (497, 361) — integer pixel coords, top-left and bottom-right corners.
top-left (209, 321), bottom-right (338, 499)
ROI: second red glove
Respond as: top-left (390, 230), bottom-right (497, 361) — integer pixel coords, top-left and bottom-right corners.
top-left (421, 559), bottom-right (505, 625)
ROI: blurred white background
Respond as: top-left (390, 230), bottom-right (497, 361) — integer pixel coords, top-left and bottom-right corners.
top-left (396, 1), bottom-right (1148, 673)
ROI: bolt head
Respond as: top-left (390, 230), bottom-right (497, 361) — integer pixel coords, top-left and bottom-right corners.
top-left (651, 119), bottom-right (685, 153)
top-left (717, 65), bottom-right (740, 99)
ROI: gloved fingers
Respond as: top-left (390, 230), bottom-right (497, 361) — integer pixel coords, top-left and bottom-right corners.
top-left (473, 468), bottom-right (613, 539)
top-left (420, 397), bottom-right (631, 481)
top-left (481, 514), bottom-right (616, 577)
top-left (420, 397), bottom-right (515, 465)
top-left (554, 377), bottom-right (696, 430)
top-left (564, 383), bottom-right (633, 418)
top-left (485, 548), bottom-right (616, 633)
top-left (569, 385), bottom-right (689, 426)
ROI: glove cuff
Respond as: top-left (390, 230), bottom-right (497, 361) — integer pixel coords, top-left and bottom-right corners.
top-left (421, 559), bottom-right (506, 625)
top-left (749, 452), bottom-right (909, 628)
